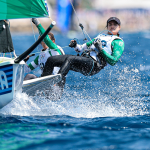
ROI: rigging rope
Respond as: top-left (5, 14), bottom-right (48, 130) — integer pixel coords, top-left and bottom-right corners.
top-left (69, 0), bottom-right (91, 41)
top-left (30, 16), bottom-right (54, 52)
top-left (69, 1), bottom-right (96, 75)
top-left (27, 46), bottom-right (70, 55)
top-left (30, 19), bottom-right (40, 52)
top-left (48, 16), bottom-right (54, 22)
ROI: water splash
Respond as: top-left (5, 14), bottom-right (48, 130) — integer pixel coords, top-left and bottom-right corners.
top-left (0, 67), bottom-right (149, 118)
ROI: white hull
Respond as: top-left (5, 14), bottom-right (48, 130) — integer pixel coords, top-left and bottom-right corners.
top-left (22, 74), bottom-right (62, 96)
top-left (0, 57), bottom-right (25, 109)
top-left (0, 57), bottom-right (62, 108)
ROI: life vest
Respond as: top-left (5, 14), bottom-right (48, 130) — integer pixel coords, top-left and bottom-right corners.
top-left (25, 45), bottom-right (64, 74)
top-left (82, 34), bottom-right (123, 68)
top-left (38, 45), bottom-right (65, 71)
top-left (94, 34), bottom-right (123, 55)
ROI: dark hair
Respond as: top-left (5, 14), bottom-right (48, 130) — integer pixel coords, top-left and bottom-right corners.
top-left (48, 32), bottom-right (55, 41)
top-left (106, 18), bottom-right (120, 37)
top-left (117, 33), bottom-right (120, 37)
top-left (107, 17), bottom-right (121, 26)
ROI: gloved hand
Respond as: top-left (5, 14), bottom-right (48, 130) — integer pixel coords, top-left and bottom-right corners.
top-left (69, 40), bottom-right (77, 48)
top-left (24, 54), bottom-right (35, 62)
top-left (32, 18), bottom-right (40, 26)
top-left (93, 38), bottom-right (103, 52)
top-left (24, 55), bottom-right (30, 62)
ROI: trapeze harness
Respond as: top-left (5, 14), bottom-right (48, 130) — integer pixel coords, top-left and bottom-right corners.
top-left (42, 34), bottom-right (123, 77)
top-left (25, 45), bottom-right (64, 75)
top-left (74, 34), bottom-right (123, 75)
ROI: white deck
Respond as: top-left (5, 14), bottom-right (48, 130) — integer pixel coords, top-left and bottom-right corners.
top-left (22, 74), bottom-right (62, 96)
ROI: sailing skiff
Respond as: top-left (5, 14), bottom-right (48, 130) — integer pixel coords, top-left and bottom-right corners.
top-left (0, 0), bottom-right (59, 109)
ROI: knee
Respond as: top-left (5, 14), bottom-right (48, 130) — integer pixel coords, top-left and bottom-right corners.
top-left (65, 56), bottom-right (73, 64)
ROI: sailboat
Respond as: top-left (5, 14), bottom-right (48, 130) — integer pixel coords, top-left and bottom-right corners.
top-left (0, 0), bottom-right (61, 109)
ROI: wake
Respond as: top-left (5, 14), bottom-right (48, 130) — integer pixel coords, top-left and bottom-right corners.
top-left (0, 67), bottom-right (149, 118)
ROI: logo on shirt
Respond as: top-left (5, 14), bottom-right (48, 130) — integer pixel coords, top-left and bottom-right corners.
top-left (40, 63), bottom-right (45, 71)
top-left (119, 41), bottom-right (123, 46)
top-left (40, 53), bottom-right (45, 59)
top-left (101, 40), bottom-right (107, 48)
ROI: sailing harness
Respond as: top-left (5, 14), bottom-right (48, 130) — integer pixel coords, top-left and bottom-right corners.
top-left (81, 48), bottom-right (107, 75)
top-left (68, 1), bottom-right (108, 75)
top-left (69, 38), bottom-right (107, 76)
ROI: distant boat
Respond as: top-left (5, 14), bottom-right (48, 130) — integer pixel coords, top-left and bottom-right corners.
top-left (0, 0), bottom-right (60, 109)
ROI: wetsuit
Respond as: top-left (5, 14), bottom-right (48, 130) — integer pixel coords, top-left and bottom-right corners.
top-left (42, 34), bottom-right (124, 77)
top-left (25, 23), bottom-right (64, 76)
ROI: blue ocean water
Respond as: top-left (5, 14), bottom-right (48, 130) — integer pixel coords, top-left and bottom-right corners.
top-left (0, 31), bottom-right (150, 150)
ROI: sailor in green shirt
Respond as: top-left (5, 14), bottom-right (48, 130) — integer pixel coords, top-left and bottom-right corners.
top-left (24, 18), bottom-right (65, 80)
top-left (42, 17), bottom-right (124, 81)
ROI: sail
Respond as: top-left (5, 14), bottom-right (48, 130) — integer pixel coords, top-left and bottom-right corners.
top-left (0, 0), bottom-right (49, 20)
top-left (0, 20), bottom-right (14, 53)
